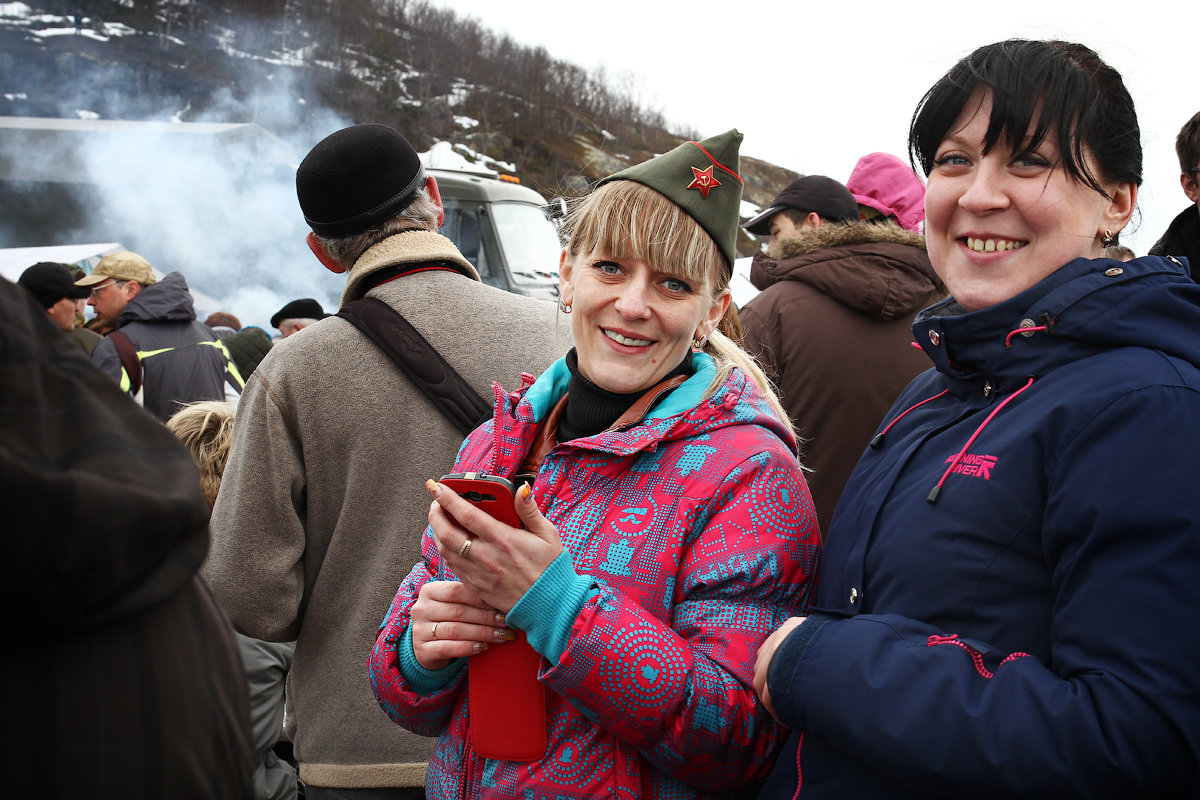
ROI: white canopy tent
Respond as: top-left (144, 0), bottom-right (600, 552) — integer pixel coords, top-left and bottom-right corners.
top-left (2, 242), bottom-right (223, 313)
top-left (0, 242), bottom-right (123, 283)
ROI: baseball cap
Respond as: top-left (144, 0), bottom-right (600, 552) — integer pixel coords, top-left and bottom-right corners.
top-left (74, 251), bottom-right (157, 287)
top-left (18, 262), bottom-right (91, 307)
top-left (743, 175), bottom-right (859, 235)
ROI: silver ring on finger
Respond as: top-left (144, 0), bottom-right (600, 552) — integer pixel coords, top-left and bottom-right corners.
top-left (431, 621), bottom-right (441, 641)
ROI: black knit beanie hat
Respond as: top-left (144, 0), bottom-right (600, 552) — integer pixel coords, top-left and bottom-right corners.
top-left (296, 123), bottom-right (426, 238)
top-left (270, 298), bottom-right (328, 329)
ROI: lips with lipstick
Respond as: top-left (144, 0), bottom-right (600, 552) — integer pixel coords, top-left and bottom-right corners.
top-left (966, 236), bottom-right (1028, 253)
top-left (604, 329), bottom-right (653, 347)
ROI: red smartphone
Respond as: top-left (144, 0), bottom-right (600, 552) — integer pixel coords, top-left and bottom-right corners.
top-left (439, 472), bottom-right (523, 528)
top-left (439, 472), bottom-right (547, 761)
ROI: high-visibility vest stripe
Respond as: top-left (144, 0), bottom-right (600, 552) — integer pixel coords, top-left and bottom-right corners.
top-left (117, 339), bottom-right (245, 392)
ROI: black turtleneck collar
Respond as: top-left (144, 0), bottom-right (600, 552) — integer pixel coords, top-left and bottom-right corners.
top-left (557, 348), bottom-right (695, 443)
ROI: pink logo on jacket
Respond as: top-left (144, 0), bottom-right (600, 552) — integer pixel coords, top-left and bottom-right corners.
top-left (943, 453), bottom-right (997, 479)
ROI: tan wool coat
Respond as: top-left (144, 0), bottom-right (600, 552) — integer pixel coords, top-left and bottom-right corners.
top-left (204, 230), bottom-right (571, 789)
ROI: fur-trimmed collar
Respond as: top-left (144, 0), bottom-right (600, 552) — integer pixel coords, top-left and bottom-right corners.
top-left (749, 219), bottom-right (943, 318)
top-left (775, 219), bottom-right (927, 260)
top-left (341, 230), bottom-right (479, 306)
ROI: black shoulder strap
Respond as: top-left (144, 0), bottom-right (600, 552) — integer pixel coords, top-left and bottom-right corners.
top-left (337, 298), bottom-right (492, 436)
top-left (108, 329), bottom-right (143, 397)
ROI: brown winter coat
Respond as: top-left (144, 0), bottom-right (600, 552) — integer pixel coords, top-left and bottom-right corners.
top-left (740, 221), bottom-right (943, 534)
top-left (203, 230), bottom-right (571, 789)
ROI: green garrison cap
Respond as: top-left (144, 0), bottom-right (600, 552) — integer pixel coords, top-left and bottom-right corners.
top-left (599, 129), bottom-right (744, 268)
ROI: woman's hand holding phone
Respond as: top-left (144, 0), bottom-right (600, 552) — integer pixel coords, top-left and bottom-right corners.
top-left (425, 475), bottom-right (564, 613)
top-left (427, 473), bottom-right (553, 761)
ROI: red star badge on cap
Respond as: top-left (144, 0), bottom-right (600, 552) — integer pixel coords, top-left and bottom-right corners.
top-left (687, 165), bottom-right (721, 198)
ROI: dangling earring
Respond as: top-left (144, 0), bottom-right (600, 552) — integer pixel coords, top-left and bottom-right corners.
top-left (559, 300), bottom-right (572, 314)
top-left (692, 332), bottom-right (708, 349)
top-left (1101, 229), bottom-right (1116, 248)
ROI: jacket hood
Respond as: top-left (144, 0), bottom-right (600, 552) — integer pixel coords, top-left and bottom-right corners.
top-left (116, 271), bottom-right (197, 327)
top-left (750, 220), bottom-right (942, 320)
top-left (508, 352), bottom-right (797, 456)
top-left (342, 229), bottom-right (479, 306)
top-left (914, 255), bottom-right (1200, 396)
top-left (845, 151), bottom-right (926, 232)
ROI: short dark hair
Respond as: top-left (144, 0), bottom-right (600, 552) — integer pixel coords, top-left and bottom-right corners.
top-left (778, 208), bottom-right (810, 227)
top-left (909, 39), bottom-right (1142, 199)
top-left (1175, 111), bottom-right (1200, 174)
top-left (774, 207), bottom-right (852, 228)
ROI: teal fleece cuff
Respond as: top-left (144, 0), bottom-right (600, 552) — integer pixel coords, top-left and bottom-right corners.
top-left (398, 624), bottom-right (466, 695)
top-left (507, 550), bottom-right (593, 664)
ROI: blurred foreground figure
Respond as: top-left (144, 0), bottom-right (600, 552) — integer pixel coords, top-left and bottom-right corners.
top-left (0, 277), bottom-right (253, 799)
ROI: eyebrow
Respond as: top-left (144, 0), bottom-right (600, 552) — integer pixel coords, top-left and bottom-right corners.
top-left (937, 131), bottom-right (975, 149)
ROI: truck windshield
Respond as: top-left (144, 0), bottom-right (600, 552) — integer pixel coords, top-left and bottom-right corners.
top-left (489, 202), bottom-right (563, 281)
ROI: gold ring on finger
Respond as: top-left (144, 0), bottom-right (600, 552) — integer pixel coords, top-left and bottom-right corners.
top-left (431, 621), bottom-right (440, 641)
top-left (458, 538), bottom-right (473, 559)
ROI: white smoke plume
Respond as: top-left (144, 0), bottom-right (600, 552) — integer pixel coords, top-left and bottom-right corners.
top-left (0, 5), bottom-right (361, 330)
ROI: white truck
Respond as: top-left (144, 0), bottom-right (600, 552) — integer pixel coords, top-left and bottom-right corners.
top-left (430, 168), bottom-right (564, 301)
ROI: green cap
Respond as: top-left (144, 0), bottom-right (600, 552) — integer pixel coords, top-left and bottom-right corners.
top-left (599, 129), bottom-right (744, 268)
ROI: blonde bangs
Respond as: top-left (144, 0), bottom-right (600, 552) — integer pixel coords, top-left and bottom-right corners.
top-left (564, 181), bottom-right (726, 292)
top-left (560, 179), bottom-right (798, 449)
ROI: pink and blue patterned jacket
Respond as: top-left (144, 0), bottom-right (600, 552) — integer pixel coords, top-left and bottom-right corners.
top-left (370, 353), bottom-right (821, 798)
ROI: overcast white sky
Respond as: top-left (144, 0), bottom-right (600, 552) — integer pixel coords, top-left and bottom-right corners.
top-left (435, 0), bottom-right (1197, 256)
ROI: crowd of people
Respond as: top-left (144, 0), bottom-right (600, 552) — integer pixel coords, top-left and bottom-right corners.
top-left (7, 36), bottom-right (1200, 800)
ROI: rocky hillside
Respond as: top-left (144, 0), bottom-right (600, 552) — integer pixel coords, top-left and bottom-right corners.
top-left (0, 0), bottom-right (798, 256)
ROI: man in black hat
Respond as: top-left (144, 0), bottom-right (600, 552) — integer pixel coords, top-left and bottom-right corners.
top-left (270, 297), bottom-right (329, 338)
top-left (203, 123), bottom-right (569, 799)
top-left (17, 261), bottom-right (102, 354)
top-left (742, 175), bottom-right (862, 254)
top-left (739, 174), bottom-right (943, 534)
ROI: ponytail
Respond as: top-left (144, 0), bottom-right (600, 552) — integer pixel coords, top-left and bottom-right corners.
top-left (701, 330), bottom-right (799, 452)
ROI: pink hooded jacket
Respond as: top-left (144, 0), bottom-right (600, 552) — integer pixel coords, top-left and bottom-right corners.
top-left (846, 152), bottom-right (926, 232)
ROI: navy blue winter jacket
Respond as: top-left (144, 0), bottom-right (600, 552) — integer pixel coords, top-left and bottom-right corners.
top-left (761, 255), bottom-right (1200, 798)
